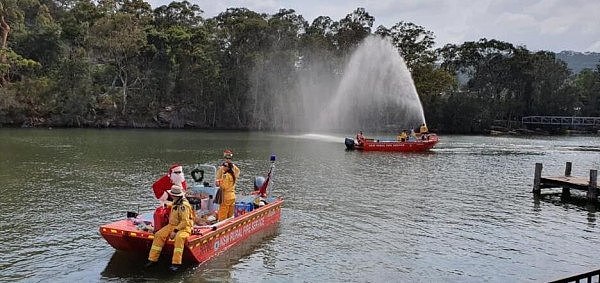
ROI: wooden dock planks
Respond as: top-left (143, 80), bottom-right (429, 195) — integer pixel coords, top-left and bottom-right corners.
top-left (533, 162), bottom-right (598, 201)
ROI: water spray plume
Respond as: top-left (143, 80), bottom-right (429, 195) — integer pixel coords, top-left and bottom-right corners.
top-left (312, 36), bottom-right (426, 132)
top-left (253, 36), bottom-right (426, 132)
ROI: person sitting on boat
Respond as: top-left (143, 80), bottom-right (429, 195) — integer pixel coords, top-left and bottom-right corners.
top-left (146, 185), bottom-right (195, 272)
top-left (396, 130), bottom-right (408, 142)
top-left (408, 129), bottom-right (417, 142)
top-left (152, 164), bottom-right (188, 206)
top-left (215, 149), bottom-right (240, 221)
top-left (356, 131), bottom-right (366, 145)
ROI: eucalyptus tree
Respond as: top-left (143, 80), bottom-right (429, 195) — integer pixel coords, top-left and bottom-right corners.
top-left (88, 4), bottom-right (147, 118)
top-left (573, 66), bottom-right (600, 116)
top-left (521, 50), bottom-right (574, 117)
top-left (0, 0), bottom-right (41, 86)
top-left (147, 1), bottom-right (222, 128)
top-left (375, 21), bottom-right (436, 71)
top-left (437, 38), bottom-right (580, 132)
top-left (248, 8), bottom-right (306, 130)
top-left (333, 7), bottom-right (374, 53)
top-left (0, 0), bottom-right (61, 128)
top-left (9, 0), bottom-right (62, 73)
top-left (302, 16), bottom-right (336, 50)
top-left (299, 15), bottom-right (340, 79)
top-left (44, 0), bottom-right (108, 126)
top-left (437, 39), bottom-right (519, 130)
top-left (211, 8), bottom-right (269, 128)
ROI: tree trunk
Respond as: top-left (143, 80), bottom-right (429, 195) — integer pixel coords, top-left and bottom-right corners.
top-left (0, 15), bottom-right (10, 85)
top-left (119, 70), bottom-right (128, 117)
top-left (0, 16), bottom-right (8, 49)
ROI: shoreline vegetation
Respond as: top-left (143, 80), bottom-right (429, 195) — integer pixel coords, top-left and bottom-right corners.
top-left (0, 1), bottom-right (599, 134)
top-left (4, 122), bottom-right (599, 137)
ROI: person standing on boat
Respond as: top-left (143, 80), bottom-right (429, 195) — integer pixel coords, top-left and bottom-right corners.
top-left (152, 164), bottom-right (188, 205)
top-left (215, 149), bottom-right (240, 221)
top-left (419, 123), bottom-right (429, 140)
top-left (356, 131), bottom-right (366, 145)
top-left (146, 185), bottom-right (195, 272)
top-left (419, 123), bottom-right (429, 134)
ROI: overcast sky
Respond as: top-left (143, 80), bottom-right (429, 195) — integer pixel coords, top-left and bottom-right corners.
top-left (145, 0), bottom-right (600, 53)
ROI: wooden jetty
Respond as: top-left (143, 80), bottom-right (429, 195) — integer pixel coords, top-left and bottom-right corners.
top-left (533, 162), bottom-right (598, 201)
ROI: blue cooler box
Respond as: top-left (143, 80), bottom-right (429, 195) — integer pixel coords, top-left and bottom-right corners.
top-left (234, 202), bottom-right (247, 217)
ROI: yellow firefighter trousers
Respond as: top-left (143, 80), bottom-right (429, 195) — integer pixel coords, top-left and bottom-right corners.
top-left (147, 224), bottom-right (190, 265)
top-left (217, 197), bottom-right (236, 221)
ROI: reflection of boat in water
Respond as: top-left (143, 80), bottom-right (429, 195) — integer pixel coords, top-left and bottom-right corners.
top-left (101, 225), bottom-right (280, 278)
top-left (345, 134), bottom-right (439, 152)
top-left (99, 157), bottom-right (283, 265)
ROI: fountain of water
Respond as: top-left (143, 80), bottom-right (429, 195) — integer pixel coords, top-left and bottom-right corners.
top-left (311, 36), bottom-right (426, 132)
top-left (251, 35), bottom-right (426, 133)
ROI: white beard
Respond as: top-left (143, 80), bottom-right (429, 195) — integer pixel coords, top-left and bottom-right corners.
top-left (170, 173), bottom-right (185, 185)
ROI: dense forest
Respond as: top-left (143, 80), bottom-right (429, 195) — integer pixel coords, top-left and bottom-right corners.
top-left (0, 0), bottom-right (599, 133)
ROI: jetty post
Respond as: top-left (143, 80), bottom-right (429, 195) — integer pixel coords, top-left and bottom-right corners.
top-left (562, 162), bottom-right (572, 199)
top-left (533, 163), bottom-right (542, 195)
top-left (588, 169), bottom-right (598, 202)
top-left (532, 162), bottom-right (598, 203)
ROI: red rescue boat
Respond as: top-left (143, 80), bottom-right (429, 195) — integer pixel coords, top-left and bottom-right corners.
top-left (100, 156), bottom-right (283, 265)
top-left (345, 134), bottom-right (439, 152)
top-left (99, 199), bottom-right (282, 264)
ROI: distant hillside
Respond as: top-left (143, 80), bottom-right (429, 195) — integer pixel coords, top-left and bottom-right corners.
top-left (555, 51), bottom-right (600, 74)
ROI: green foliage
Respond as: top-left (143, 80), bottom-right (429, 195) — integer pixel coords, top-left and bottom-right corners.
top-left (0, 1), bottom-right (597, 133)
top-left (376, 21), bottom-right (436, 70)
top-left (334, 8), bottom-right (373, 52)
top-left (573, 67), bottom-right (600, 116)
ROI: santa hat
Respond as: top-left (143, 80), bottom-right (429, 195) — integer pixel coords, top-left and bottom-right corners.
top-left (169, 164), bottom-right (183, 174)
top-left (223, 149), bottom-right (233, 159)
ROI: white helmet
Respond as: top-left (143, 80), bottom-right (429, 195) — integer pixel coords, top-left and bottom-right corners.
top-left (254, 176), bottom-right (266, 189)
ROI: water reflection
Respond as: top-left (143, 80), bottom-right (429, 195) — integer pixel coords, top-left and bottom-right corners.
top-left (535, 192), bottom-right (600, 226)
top-left (101, 225), bottom-right (280, 282)
top-left (532, 196), bottom-right (541, 213)
top-left (2, 130), bottom-right (600, 282)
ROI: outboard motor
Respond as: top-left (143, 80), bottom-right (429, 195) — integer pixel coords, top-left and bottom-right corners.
top-left (345, 138), bottom-right (355, 150)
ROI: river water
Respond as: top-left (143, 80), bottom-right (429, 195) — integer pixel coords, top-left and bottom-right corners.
top-left (1, 129), bottom-right (599, 282)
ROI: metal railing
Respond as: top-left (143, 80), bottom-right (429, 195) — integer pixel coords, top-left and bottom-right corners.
top-left (522, 116), bottom-right (600, 126)
top-left (549, 268), bottom-right (600, 283)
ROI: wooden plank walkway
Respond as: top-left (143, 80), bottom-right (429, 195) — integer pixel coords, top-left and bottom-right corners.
top-left (541, 176), bottom-right (590, 190)
top-left (533, 162), bottom-right (598, 201)
top-left (533, 162), bottom-right (600, 282)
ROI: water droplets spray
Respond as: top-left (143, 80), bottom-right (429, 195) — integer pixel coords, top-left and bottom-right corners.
top-left (313, 36), bottom-right (426, 132)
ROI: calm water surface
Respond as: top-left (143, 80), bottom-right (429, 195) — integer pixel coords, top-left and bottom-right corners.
top-left (1, 129), bottom-right (600, 282)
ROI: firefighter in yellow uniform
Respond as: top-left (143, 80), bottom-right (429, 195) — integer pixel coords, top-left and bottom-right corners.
top-left (396, 130), bottom-right (408, 142)
top-left (419, 123), bottom-right (429, 135)
top-left (216, 149), bottom-right (240, 220)
top-left (146, 185), bottom-right (194, 272)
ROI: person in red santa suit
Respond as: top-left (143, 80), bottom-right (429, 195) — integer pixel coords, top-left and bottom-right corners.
top-left (152, 164), bottom-right (188, 205)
